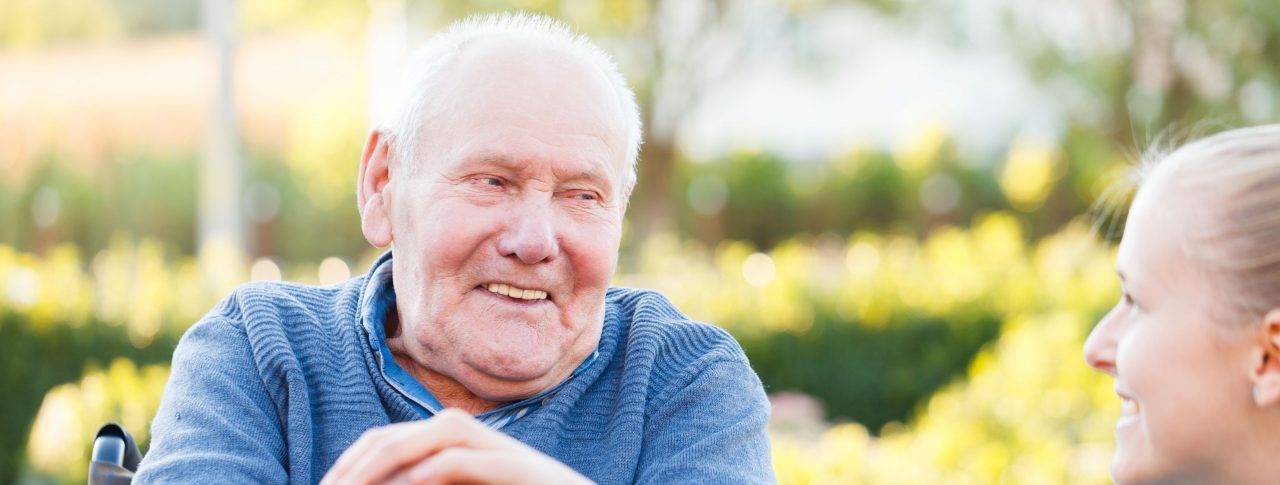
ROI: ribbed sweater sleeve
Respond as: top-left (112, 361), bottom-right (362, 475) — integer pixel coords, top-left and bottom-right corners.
top-left (133, 312), bottom-right (289, 484)
top-left (634, 329), bottom-right (774, 483)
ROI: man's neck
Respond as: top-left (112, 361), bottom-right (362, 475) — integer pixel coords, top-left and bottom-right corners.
top-left (383, 311), bottom-right (506, 416)
top-left (389, 349), bottom-right (506, 415)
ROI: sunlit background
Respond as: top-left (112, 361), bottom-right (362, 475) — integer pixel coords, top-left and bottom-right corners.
top-left (2, 0), bottom-right (1278, 483)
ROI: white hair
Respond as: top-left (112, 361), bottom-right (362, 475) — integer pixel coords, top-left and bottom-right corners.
top-left (378, 12), bottom-right (642, 188)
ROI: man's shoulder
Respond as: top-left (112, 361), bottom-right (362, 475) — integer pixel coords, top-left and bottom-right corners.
top-left (596, 287), bottom-right (764, 422)
top-left (182, 278), bottom-right (369, 364)
top-left (203, 277), bottom-right (366, 328)
top-left (604, 286), bottom-right (748, 367)
top-left (171, 276), bottom-right (374, 395)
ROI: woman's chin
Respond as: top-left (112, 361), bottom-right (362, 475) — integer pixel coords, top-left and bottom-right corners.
top-left (1110, 449), bottom-right (1180, 485)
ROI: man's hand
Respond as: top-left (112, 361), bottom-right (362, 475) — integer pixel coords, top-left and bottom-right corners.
top-left (319, 409), bottom-right (594, 485)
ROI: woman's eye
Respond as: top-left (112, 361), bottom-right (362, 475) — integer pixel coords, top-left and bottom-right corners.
top-left (1121, 292), bottom-right (1140, 316)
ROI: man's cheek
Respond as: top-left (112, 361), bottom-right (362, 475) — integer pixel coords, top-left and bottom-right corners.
top-left (579, 255), bottom-right (618, 291)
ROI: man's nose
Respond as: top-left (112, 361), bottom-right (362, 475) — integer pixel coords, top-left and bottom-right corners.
top-left (1083, 310), bottom-right (1119, 375)
top-left (497, 198), bottom-right (559, 265)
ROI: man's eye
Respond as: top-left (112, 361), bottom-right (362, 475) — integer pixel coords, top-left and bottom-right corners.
top-left (574, 192), bottom-right (597, 201)
top-left (474, 176), bottom-right (504, 187)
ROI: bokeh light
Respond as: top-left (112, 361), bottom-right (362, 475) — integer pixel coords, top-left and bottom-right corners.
top-left (249, 257), bottom-right (282, 281)
top-left (742, 252), bottom-right (777, 287)
top-left (318, 256), bottom-right (351, 285)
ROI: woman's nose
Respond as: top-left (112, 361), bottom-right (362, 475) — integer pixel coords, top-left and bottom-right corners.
top-left (1083, 309), bottom-right (1120, 375)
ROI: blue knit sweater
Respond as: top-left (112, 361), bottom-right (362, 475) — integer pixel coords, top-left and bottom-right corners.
top-left (135, 272), bottom-right (774, 484)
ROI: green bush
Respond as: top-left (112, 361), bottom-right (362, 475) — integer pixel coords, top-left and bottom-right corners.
top-left (0, 311), bottom-right (177, 484)
top-left (739, 308), bottom-right (1001, 431)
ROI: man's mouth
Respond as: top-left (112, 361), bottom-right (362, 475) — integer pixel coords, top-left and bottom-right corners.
top-left (482, 283), bottom-right (549, 301)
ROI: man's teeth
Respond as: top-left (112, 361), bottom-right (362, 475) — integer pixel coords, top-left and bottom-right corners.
top-left (485, 283), bottom-right (548, 301)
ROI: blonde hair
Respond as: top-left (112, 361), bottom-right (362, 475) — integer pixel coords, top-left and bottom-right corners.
top-left (379, 12), bottom-right (642, 188)
top-left (1140, 124), bottom-right (1280, 321)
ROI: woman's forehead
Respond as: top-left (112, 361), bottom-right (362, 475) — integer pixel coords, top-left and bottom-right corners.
top-left (1118, 177), bottom-right (1210, 296)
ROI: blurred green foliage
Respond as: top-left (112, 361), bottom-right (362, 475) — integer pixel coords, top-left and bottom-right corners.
top-left (624, 210), bottom-right (1114, 431)
top-left (1, 214), bottom-right (1118, 483)
top-left (0, 312), bottom-right (175, 485)
top-left (0, 243), bottom-right (197, 484)
top-left (3, 158), bottom-right (198, 255)
top-left (744, 310), bottom-right (1001, 432)
top-left (0, 153), bottom-right (370, 264)
top-left (764, 222), bottom-right (1120, 483)
top-left (22, 359), bottom-right (170, 485)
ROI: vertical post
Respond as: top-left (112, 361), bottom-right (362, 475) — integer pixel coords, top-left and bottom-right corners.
top-left (368, 0), bottom-right (408, 129)
top-left (200, 0), bottom-right (245, 292)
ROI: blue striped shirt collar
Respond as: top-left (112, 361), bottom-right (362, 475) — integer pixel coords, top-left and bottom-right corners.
top-left (359, 251), bottom-right (599, 429)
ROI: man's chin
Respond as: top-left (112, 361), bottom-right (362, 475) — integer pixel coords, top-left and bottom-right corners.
top-left (458, 357), bottom-right (561, 400)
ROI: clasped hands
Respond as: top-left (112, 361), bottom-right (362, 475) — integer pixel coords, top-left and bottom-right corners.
top-left (319, 409), bottom-right (593, 485)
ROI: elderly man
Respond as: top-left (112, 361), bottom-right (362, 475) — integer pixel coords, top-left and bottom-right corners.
top-left (136, 13), bottom-right (773, 485)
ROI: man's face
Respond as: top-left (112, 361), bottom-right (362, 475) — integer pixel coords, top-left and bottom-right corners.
top-left (383, 39), bottom-right (629, 402)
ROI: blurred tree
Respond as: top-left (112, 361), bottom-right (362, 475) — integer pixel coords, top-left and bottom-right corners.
top-left (894, 0), bottom-right (1280, 221)
top-left (681, 152), bottom-right (801, 249)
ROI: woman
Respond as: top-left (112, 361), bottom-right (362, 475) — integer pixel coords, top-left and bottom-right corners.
top-left (1084, 124), bottom-right (1280, 484)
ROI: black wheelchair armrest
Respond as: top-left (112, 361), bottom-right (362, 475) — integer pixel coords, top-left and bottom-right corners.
top-left (88, 422), bottom-right (141, 485)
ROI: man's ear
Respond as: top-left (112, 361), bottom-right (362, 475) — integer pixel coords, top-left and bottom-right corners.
top-left (1250, 309), bottom-right (1280, 406)
top-left (358, 130), bottom-right (393, 248)
top-left (619, 182), bottom-right (634, 215)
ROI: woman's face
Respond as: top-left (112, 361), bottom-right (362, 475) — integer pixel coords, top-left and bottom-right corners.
top-left (1083, 176), bottom-right (1259, 484)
